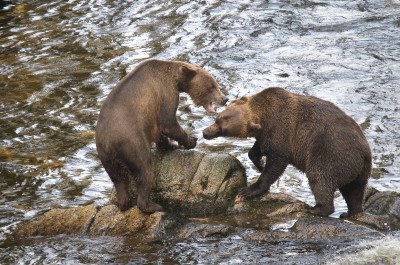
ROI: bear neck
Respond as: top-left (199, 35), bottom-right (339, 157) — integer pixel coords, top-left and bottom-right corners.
top-left (248, 97), bottom-right (267, 121)
top-left (177, 81), bottom-right (189, 93)
top-left (141, 59), bottom-right (184, 92)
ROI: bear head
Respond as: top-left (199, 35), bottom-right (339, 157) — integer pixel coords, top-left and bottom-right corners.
top-left (179, 65), bottom-right (227, 113)
top-left (203, 96), bottom-right (261, 139)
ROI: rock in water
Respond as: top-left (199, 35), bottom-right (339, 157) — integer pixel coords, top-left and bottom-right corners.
top-left (15, 205), bottom-right (98, 237)
top-left (16, 150), bottom-right (247, 238)
top-left (111, 150), bottom-right (247, 216)
top-left (13, 150), bottom-right (400, 241)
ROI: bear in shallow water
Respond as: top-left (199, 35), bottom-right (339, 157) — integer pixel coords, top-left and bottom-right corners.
top-left (203, 87), bottom-right (372, 218)
top-left (96, 59), bottom-right (227, 213)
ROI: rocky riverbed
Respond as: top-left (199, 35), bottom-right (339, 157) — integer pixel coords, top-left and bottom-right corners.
top-left (14, 150), bottom-right (399, 247)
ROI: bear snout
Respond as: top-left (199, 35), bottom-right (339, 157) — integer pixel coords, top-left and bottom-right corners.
top-left (203, 124), bottom-right (220, 140)
top-left (220, 96), bottom-right (228, 105)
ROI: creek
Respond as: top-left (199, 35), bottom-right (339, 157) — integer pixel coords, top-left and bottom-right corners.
top-left (1, 0), bottom-right (399, 264)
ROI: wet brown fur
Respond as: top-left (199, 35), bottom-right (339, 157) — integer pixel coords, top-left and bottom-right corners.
top-left (96, 59), bottom-right (226, 213)
top-left (203, 87), bottom-right (372, 217)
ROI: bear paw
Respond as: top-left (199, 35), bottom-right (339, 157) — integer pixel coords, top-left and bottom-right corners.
top-left (238, 185), bottom-right (268, 199)
top-left (308, 206), bottom-right (334, 217)
top-left (138, 201), bottom-right (164, 214)
top-left (180, 136), bottom-right (197, 150)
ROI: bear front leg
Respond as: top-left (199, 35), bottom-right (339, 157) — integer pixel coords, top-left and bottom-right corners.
top-left (248, 141), bottom-right (264, 172)
top-left (162, 120), bottom-right (197, 149)
top-left (156, 133), bottom-right (179, 150)
top-left (239, 156), bottom-right (288, 199)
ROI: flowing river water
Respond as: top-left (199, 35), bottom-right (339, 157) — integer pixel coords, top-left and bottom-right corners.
top-left (1, 0), bottom-right (399, 264)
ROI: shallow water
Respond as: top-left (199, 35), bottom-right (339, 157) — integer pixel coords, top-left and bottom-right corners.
top-left (1, 0), bottom-right (400, 264)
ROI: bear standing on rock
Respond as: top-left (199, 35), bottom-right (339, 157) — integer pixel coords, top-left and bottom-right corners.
top-left (203, 87), bottom-right (372, 218)
top-left (96, 59), bottom-right (227, 213)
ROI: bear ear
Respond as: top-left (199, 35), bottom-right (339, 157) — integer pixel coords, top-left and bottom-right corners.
top-left (180, 65), bottom-right (197, 79)
top-left (248, 122), bottom-right (261, 137)
top-left (232, 96), bottom-right (248, 105)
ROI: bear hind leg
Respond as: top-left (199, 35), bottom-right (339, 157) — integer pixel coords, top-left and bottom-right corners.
top-left (308, 176), bottom-right (335, 217)
top-left (117, 141), bottom-right (164, 214)
top-left (135, 167), bottom-right (164, 213)
top-left (103, 160), bottom-right (133, 211)
top-left (339, 179), bottom-right (366, 218)
top-left (126, 153), bottom-right (164, 214)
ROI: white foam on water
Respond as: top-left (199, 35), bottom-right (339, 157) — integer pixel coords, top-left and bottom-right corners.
top-left (327, 235), bottom-right (400, 265)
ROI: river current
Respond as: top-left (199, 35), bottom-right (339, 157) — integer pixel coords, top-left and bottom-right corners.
top-left (1, 0), bottom-right (399, 264)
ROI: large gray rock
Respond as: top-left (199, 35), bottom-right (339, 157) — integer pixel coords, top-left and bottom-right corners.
top-left (16, 150), bottom-right (247, 239)
top-left (111, 150), bottom-right (247, 216)
top-left (364, 188), bottom-right (400, 230)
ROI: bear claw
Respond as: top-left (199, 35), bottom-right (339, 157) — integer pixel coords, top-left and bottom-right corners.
top-left (308, 206), bottom-right (334, 217)
top-left (138, 201), bottom-right (164, 214)
top-left (238, 185), bottom-right (267, 199)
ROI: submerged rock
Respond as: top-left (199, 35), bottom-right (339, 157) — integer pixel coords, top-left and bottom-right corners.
top-left (241, 216), bottom-right (383, 242)
top-left (229, 193), bottom-right (310, 229)
top-left (174, 193), bottom-right (384, 242)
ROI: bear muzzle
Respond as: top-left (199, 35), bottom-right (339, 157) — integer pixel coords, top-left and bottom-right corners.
top-left (203, 124), bottom-right (221, 140)
top-left (220, 96), bottom-right (228, 105)
top-left (203, 96), bottom-right (228, 113)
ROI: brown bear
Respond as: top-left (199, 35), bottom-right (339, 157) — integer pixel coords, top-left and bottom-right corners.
top-left (203, 87), bottom-right (372, 218)
top-left (96, 59), bottom-right (227, 213)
